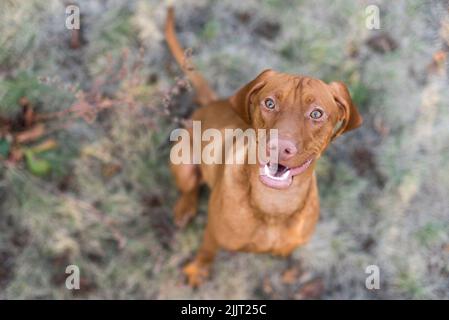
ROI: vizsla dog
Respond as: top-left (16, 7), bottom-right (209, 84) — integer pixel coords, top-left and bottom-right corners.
top-left (166, 8), bottom-right (362, 287)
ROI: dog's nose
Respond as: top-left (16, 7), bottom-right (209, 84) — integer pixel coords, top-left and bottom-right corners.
top-left (268, 138), bottom-right (298, 161)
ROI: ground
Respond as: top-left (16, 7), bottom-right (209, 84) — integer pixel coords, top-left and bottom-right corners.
top-left (0, 0), bottom-right (448, 299)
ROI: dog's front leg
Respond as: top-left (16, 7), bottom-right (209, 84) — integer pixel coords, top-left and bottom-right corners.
top-left (183, 225), bottom-right (218, 287)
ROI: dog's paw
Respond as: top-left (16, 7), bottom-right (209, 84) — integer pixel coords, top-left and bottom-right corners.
top-left (183, 261), bottom-right (210, 287)
top-left (173, 197), bottom-right (197, 228)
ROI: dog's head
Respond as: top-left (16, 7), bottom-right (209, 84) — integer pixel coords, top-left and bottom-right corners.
top-left (229, 69), bottom-right (363, 189)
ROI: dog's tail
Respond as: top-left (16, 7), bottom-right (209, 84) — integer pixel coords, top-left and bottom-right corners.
top-left (165, 7), bottom-right (217, 107)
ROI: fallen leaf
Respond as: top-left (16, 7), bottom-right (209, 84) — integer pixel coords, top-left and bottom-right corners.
top-left (254, 20), bottom-right (281, 40)
top-left (262, 276), bottom-right (274, 295)
top-left (427, 50), bottom-right (447, 75)
top-left (20, 97), bottom-right (35, 127)
top-left (81, 145), bottom-right (112, 163)
top-left (101, 163), bottom-right (122, 178)
top-left (443, 244), bottom-right (449, 253)
top-left (70, 29), bottom-right (81, 49)
top-left (30, 138), bottom-right (58, 154)
top-left (373, 115), bottom-right (390, 137)
top-left (15, 123), bottom-right (45, 144)
top-left (0, 116), bottom-right (12, 136)
top-left (0, 138), bottom-right (10, 158)
top-left (346, 41), bottom-right (360, 58)
top-left (235, 11), bottom-right (251, 24)
top-left (295, 278), bottom-right (324, 300)
top-left (366, 32), bottom-right (398, 53)
top-left (281, 267), bottom-right (302, 285)
top-left (142, 193), bottom-right (163, 207)
top-left (433, 50), bottom-right (447, 64)
top-left (8, 147), bottom-right (23, 163)
top-left (24, 149), bottom-right (51, 176)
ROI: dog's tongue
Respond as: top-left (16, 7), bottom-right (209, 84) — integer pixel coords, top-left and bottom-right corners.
top-left (259, 163), bottom-right (293, 189)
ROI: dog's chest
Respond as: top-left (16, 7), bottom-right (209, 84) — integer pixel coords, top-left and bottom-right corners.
top-left (244, 223), bottom-right (296, 253)
top-left (214, 202), bottom-right (309, 254)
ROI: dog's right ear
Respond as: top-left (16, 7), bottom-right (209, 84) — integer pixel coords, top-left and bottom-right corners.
top-left (229, 69), bottom-right (274, 124)
top-left (328, 81), bottom-right (363, 139)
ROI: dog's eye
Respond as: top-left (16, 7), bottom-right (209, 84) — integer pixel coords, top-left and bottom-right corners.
top-left (264, 98), bottom-right (276, 110)
top-left (310, 109), bottom-right (323, 119)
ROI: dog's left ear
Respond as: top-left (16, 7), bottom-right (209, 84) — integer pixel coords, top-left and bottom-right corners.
top-left (229, 69), bottom-right (274, 124)
top-left (328, 81), bottom-right (363, 139)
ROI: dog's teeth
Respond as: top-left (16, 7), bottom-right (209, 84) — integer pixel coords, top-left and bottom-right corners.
top-left (264, 164), bottom-right (271, 176)
top-left (280, 169), bottom-right (290, 180)
top-left (265, 164), bottom-right (276, 178)
top-left (268, 163), bottom-right (278, 175)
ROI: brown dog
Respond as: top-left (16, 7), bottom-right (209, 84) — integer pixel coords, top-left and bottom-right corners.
top-left (165, 8), bottom-right (362, 287)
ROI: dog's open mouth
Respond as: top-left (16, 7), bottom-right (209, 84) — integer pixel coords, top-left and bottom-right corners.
top-left (259, 158), bottom-right (313, 189)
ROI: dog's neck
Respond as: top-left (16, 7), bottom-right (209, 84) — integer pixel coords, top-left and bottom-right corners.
top-left (245, 163), bottom-right (316, 223)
